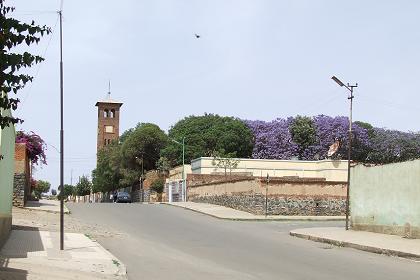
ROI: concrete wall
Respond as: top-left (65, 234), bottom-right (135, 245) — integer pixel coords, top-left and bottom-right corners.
top-left (0, 104), bottom-right (16, 247)
top-left (168, 165), bottom-right (192, 180)
top-left (191, 157), bottom-right (347, 182)
top-left (351, 160), bottom-right (420, 238)
top-left (188, 176), bottom-right (346, 216)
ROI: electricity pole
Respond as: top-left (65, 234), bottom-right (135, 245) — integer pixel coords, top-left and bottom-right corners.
top-left (331, 76), bottom-right (357, 230)
top-left (59, 9), bottom-right (64, 250)
top-left (265, 174), bottom-right (269, 217)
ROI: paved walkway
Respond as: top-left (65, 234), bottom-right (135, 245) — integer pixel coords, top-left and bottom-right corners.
top-left (0, 230), bottom-right (127, 279)
top-left (25, 199), bottom-right (70, 214)
top-left (166, 202), bottom-right (345, 221)
top-left (290, 227), bottom-right (420, 259)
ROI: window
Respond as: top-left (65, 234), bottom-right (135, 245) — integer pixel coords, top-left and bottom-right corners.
top-left (110, 109), bottom-right (115, 118)
top-left (103, 109), bottom-right (109, 118)
top-left (105, 125), bottom-right (114, 133)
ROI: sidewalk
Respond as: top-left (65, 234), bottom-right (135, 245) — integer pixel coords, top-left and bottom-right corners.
top-left (290, 227), bottom-right (420, 259)
top-left (165, 202), bottom-right (345, 221)
top-left (25, 199), bottom-right (70, 214)
top-left (0, 230), bottom-right (127, 279)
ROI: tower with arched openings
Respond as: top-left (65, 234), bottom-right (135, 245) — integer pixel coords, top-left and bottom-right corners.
top-left (95, 87), bottom-right (123, 153)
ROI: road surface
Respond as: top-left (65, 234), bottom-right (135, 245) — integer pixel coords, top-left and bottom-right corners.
top-left (67, 203), bottom-right (420, 280)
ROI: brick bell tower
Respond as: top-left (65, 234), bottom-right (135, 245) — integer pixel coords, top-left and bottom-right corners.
top-left (95, 82), bottom-right (123, 153)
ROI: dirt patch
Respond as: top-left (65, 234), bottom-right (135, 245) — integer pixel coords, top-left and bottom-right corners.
top-left (12, 207), bottom-right (124, 239)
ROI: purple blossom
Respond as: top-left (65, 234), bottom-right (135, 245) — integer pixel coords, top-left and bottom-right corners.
top-left (16, 131), bottom-right (47, 165)
top-left (244, 115), bottom-right (371, 161)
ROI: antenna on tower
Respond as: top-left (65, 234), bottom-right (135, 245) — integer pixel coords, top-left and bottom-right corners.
top-left (107, 80), bottom-right (111, 99)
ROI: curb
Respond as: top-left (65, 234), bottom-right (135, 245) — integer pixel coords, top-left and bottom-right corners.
top-left (90, 238), bottom-right (128, 279)
top-left (163, 203), bottom-right (345, 222)
top-left (22, 205), bottom-right (70, 215)
top-left (290, 231), bottom-right (420, 260)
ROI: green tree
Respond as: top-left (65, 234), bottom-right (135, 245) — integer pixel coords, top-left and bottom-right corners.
top-left (161, 114), bottom-right (254, 167)
top-left (156, 156), bottom-right (171, 175)
top-left (33, 180), bottom-right (50, 199)
top-left (150, 177), bottom-right (165, 193)
top-left (58, 184), bottom-right (75, 200)
top-left (75, 176), bottom-right (92, 196)
top-left (92, 143), bottom-right (121, 193)
top-left (0, 1), bottom-right (51, 128)
top-left (120, 123), bottom-right (168, 187)
top-left (289, 116), bottom-right (317, 159)
top-left (211, 150), bottom-right (240, 176)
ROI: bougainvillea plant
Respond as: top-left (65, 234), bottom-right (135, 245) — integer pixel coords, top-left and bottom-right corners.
top-left (15, 131), bottom-right (47, 165)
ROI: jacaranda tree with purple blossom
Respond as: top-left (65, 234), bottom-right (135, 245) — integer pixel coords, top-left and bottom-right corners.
top-left (366, 128), bottom-right (420, 164)
top-left (243, 115), bottom-right (412, 163)
top-left (15, 131), bottom-right (47, 166)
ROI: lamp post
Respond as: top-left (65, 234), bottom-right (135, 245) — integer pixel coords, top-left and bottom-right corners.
top-left (58, 9), bottom-right (64, 251)
top-left (265, 174), bottom-right (270, 217)
top-left (135, 155), bottom-right (144, 202)
top-left (331, 76), bottom-right (358, 230)
top-left (171, 137), bottom-right (185, 201)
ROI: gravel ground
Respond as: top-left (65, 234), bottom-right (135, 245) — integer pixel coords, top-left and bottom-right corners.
top-left (12, 205), bottom-right (124, 239)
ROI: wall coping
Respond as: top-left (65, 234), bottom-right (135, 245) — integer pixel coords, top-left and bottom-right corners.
top-left (188, 176), bottom-right (347, 188)
top-left (188, 178), bottom-right (254, 188)
top-left (191, 157), bottom-right (347, 164)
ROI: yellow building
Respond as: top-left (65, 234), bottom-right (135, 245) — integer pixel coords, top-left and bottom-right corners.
top-left (191, 157), bottom-right (348, 182)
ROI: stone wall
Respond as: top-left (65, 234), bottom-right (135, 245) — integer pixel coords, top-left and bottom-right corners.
top-left (187, 173), bottom-right (252, 187)
top-left (188, 177), bottom-right (346, 216)
top-left (12, 174), bottom-right (26, 207)
top-left (13, 143), bottom-right (30, 206)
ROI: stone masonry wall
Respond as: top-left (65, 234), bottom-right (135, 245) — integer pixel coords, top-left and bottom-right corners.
top-left (193, 194), bottom-right (345, 216)
top-left (13, 174), bottom-right (25, 207)
top-left (188, 177), bottom-right (346, 216)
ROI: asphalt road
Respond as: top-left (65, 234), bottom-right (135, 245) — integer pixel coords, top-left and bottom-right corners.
top-left (67, 203), bottom-right (420, 280)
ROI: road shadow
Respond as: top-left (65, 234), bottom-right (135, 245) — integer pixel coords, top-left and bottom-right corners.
top-left (0, 257), bottom-right (28, 280)
top-left (0, 229), bottom-right (44, 258)
top-left (25, 200), bottom-right (55, 208)
top-left (0, 230), bottom-right (31, 280)
top-left (11, 225), bottom-right (39, 231)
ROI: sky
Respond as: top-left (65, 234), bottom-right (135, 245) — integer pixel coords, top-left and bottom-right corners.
top-left (8, 0), bottom-right (420, 190)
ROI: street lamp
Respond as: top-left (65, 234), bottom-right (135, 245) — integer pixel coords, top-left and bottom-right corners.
top-left (331, 76), bottom-right (358, 231)
top-left (171, 137), bottom-right (185, 202)
top-left (135, 155), bottom-right (144, 202)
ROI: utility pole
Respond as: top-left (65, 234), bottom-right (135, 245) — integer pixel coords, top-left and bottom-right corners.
top-left (59, 9), bottom-right (64, 250)
top-left (265, 174), bottom-right (269, 217)
top-left (141, 153), bottom-right (144, 202)
top-left (331, 76), bottom-right (357, 230)
top-left (182, 137), bottom-right (185, 202)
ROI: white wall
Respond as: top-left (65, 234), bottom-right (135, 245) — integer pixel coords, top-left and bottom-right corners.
top-left (191, 157), bottom-right (348, 182)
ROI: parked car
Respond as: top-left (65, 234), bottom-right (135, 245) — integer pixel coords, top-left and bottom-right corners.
top-left (116, 192), bottom-right (131, 203)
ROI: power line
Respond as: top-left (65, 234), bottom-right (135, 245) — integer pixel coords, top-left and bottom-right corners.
top-left (11, 10), bottom-right (57, 16)
top-left (19, 13), bottom-right (60, 109)
top-left (359, 95), bottom-right (420, 113)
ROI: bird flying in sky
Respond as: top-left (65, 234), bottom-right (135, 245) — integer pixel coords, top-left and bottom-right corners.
top-left (194, 34), bottom-right (200, 38)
